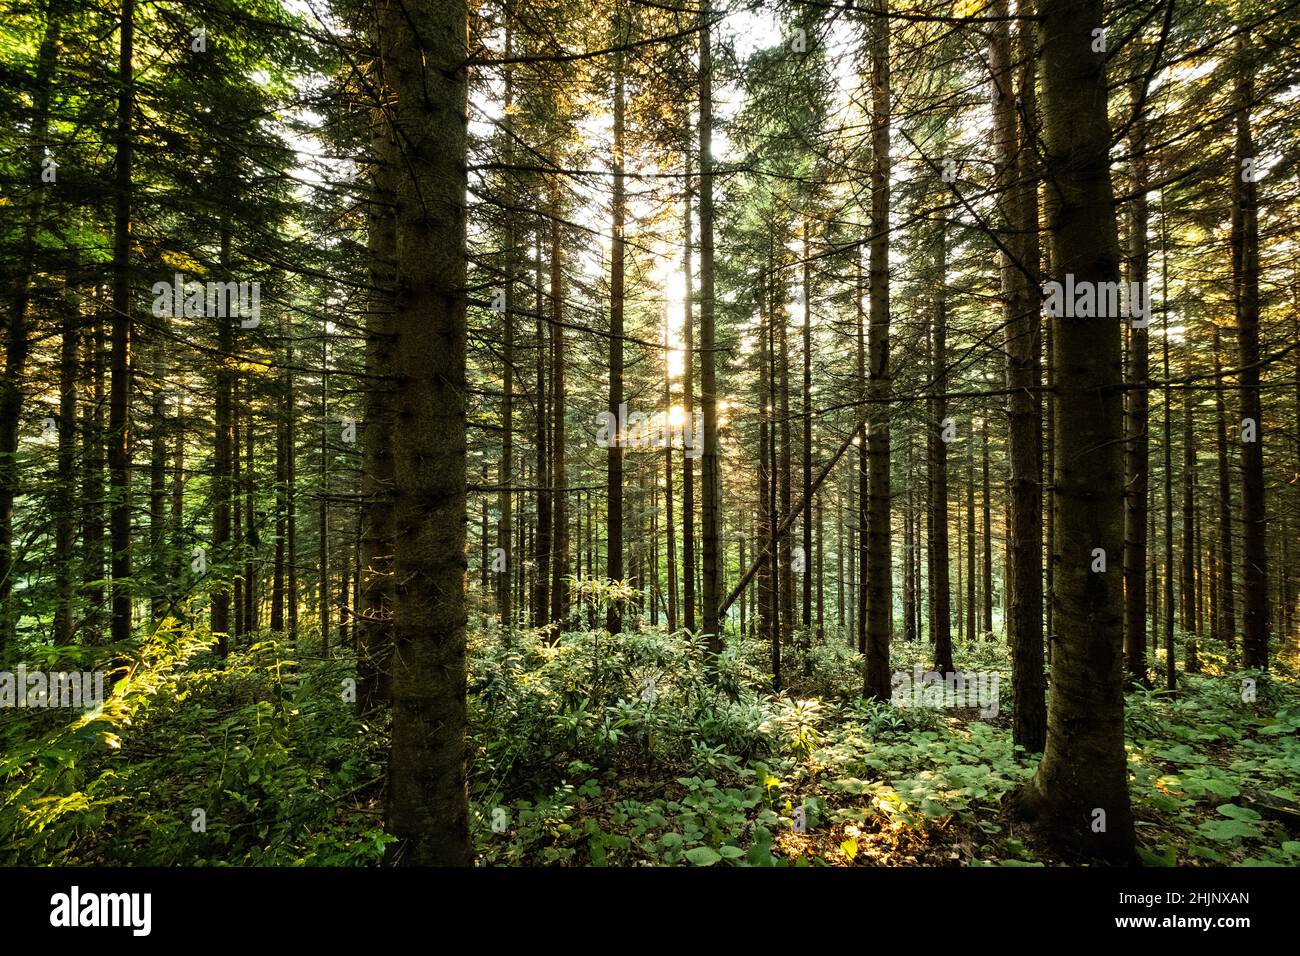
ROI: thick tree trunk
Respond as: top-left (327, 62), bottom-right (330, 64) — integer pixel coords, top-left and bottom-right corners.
top-left (1013, 0), bottom-right (1135, 863)
top-left (381, 0), bottom-right (472, 867)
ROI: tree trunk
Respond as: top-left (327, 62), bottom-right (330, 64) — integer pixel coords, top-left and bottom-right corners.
top-left (548, 181), bottom-right (567, 633)
top-left (665, 320), bottom-right (678, 633)
top-left (778, 247), bottom-right (793, 645)
top-left (607, 43), bottom-right (626, 634)
top-left (381, 0), bottom-right (472, 866)
top-left (0, 4), bottom-right (61, 650)
top-left (233, 391), bottom-right (244, 638)
top-left (108, 0), bottom-right (136, 645)
top-left (1231, 32), bottom-right (1268, 671)
top-left (863, 0), bottom-right (892, 700)
top-left (1013, 0), bottom-right (1135, 862)
top-left (1123, 74), bottom-right (1150, 687)
top-left (54, 256), bottom-right (79, 645)
top-left (213, 222), bottom-right (234, 657)
top-left (698, 0), bottom-right (722, 651)
top-left (497, 8), bottom-right (515, 630)
top-left (966, 437), bottom-right (976, 642)
top-left (319, 322), bottom-right (330, 655)
top-left (759, 278), bottom-right (777, 687)
top-left (802, 222), bottom-right (813, 633)
top-left (981, 425), bottom-right (992, 635)
top-left (531, 223), bottom-right (551, 630)
top-left (1160, 207), bottom-right (1175, 690)
top-left (1213, 324), bottom-right (1236, 662)
top-left (929, 221), bottom-right (954, 673)
top-left (1181, 380), bottom-right (1198, 672)
top-left (681, 185), bottom-right (696, 633)
top-left (359, 28), bottom-right (398, 705)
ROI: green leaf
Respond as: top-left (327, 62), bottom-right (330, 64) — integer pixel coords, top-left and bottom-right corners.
top-left (1196, 818), bottom-right (1260, 841)
top-left (684, 846), bottom-right (722, 867)
top-left (1217, 803), bottom-right (1262, 822)
top-left (1137, 844), bottom-right (1176, 867)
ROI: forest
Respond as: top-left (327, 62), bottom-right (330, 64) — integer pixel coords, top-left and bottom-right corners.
top-left (1, 0), bottom-right (1299, 873)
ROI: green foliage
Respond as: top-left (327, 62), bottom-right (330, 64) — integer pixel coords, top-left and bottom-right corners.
top-left (0, 630), bottom-right (386, 865)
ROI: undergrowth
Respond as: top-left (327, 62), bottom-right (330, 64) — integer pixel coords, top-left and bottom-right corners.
top-left (2, 612), bottom-right (1296, 866)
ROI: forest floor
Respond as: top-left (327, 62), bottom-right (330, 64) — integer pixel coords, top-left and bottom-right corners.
top-left (2, 614), bottom-right (1298, 866)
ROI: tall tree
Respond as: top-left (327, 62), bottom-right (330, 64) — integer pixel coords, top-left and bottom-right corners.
top-left (607, 28), bottom-right (626, 634)
top-left (1231, 31), bottom-right (1268, 671)
top-left (1013, 0), bottom-right (1135, 862)
top-left (862, 0), bottom-right (892, 700)
top-left (108, 0), bottom-right (136, 645)
top-left (381, 0), bottom-right (472, 866)
top-left (698, 0), bottom-right (722, 651)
